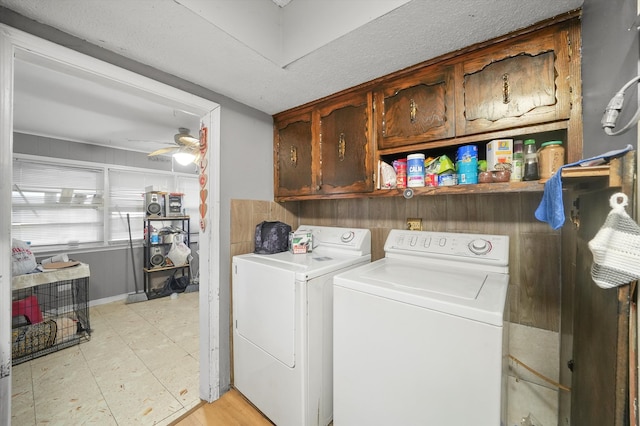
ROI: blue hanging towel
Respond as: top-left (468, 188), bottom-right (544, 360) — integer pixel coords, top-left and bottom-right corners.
top-left (534, 145), bottom-right (634, 230)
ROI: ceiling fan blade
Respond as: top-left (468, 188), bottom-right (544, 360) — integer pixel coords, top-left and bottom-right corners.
top-left (148, 146), bottom-right (180, 156)
top-left (127, 138), bottom-right (174, 145)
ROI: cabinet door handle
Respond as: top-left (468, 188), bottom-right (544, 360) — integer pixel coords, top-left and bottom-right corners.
top-left (290, 145), bottom-right (297, 167)
top-left (502, 73), bottom-right (510, 104)
top-left (409, 99), bottom-right (417, 123)
top-left (338, 133), bottom-right (346, 161)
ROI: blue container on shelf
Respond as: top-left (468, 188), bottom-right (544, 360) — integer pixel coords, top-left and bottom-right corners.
top-left (456, 145), bottom-right (478, 185)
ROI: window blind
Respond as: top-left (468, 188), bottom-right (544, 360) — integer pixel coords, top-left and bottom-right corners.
top-left (12, 157), bottom-right (199, 249)
top-left (12, 159), bottom-right (103, 246)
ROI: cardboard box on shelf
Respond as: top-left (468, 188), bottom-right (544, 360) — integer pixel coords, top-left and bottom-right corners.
top-left (486, 139), bottom-right (513, 171)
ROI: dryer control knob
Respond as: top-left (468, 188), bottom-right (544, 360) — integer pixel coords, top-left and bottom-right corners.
top-left (341, 231), bottom-right (355, 242)
top-left (469, 239), bottom-right (491, 255)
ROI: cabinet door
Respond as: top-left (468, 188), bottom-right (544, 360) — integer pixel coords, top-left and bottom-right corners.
top-left (456, 23), bottom-right (573, 136)
top-left (375, 65), bottom-right (455, 149)
top-left (274, 111), bottom-right (314, 197)
top-left (317, 91), bottom-right (374, 195)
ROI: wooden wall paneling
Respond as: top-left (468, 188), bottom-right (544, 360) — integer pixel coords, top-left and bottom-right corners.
top-left (366, 197), bottom-right (419, 229)
top-left (482, 193), bottom-right (520, 235)
top-left (301, 200), bottom-right (338, 227)
top-left (442, 193), bottom-right (518, 235)
top-left (571, 188), bottom-right (628, 426)
top-left (561, 152), bottom-right (635, 425)
top-left (416, 195), bottom-right (449, 232)
top-left (369, 228), bottom-right (389, 261)
top-left (558, 189), bottom-right (578, 426)
top-left (334, 198), bottom-right (371, 229)
top-left (518, 232), bottom-right (561, 331)
top-left (441, 195), bottom-right (479, 232)
top-left (230, 200), bottom-right (255, 245)
top-left (517, 193), bottom-right (548, 233)
top-left (270, 201), bottom-right (299, 228)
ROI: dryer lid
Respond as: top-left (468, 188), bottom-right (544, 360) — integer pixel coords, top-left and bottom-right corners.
top-left (234, 249), bottom-right (370, 281)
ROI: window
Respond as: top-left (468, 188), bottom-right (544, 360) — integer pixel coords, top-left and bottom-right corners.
top-left (12, 156), bottom-right (198, 250)
top-left (12, 159), bottom-right (104, 247)
top-left (108, 169), bottom-right (174, 243)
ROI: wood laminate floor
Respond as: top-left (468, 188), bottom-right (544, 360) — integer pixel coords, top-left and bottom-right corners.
top-left (171, 388), bottom-right (274, 426)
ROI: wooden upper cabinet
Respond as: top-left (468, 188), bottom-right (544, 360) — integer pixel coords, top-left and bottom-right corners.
top-left (317, 91), bottom-right (374, 195)
top-left (272, 14), bottom-right (582, 200)
top-left (375, 65), bottom-right (455, 149)
top-left (456, 22), bottom-right (574, 136)
top-left (274, 110), bottom-right (314, 198)
top-left (273, 91), bottom-right (374, 200)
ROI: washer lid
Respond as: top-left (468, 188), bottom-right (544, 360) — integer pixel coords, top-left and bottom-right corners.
top-left (334, 258), bottom-right (509, 326)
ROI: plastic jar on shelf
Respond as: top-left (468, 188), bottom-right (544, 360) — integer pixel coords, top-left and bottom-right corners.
top-left (538, 140), bottom-right (565, 180)
top-left (407, 153), bottom-right (426, 187)
top-left (456, 145), bottom-right (478, 185)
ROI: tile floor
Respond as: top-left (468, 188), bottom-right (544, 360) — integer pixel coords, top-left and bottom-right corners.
top-left (11, 291), bottom-right (200, 425)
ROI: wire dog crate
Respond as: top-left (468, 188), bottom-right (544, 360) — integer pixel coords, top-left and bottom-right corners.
top-left (11, 263), bottom-right (91, 365)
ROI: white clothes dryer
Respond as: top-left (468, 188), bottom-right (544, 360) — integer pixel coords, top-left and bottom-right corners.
top-left (232, 225), bottom-right (371, 426)
top-left (333, 229), bottom-right (509, 426)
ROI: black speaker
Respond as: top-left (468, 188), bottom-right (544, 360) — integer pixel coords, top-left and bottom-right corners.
top-left (149, 246), bottom-right (165, 267)
top-left (145, 192), bottom-right (164, 217)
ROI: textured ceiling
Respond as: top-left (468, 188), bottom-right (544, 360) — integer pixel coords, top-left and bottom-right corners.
top-left (271, 0), bottom-right (292, 7)
top-left (0, 0), bottom-right (583, 153)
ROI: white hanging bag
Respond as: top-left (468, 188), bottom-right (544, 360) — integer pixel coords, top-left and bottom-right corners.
top-left (588, 192), bottom-right (640, 289)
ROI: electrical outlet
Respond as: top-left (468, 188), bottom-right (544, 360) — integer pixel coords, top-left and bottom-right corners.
top-left (406, 218), bottom-right (422, 231)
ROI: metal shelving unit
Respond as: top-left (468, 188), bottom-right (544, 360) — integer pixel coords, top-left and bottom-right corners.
top-left (143, 216), bottom-right (190, 297)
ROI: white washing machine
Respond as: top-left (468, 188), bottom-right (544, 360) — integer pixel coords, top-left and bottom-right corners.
top-left (333, 229), bottom-right (509, 426)
top-left (232, 225), bottom-right (371, 426)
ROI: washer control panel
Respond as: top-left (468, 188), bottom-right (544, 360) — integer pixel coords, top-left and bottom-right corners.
top-left (384, 229), bottom-right (509, 267)
top-left (297, 225), bottom-right (371, 255)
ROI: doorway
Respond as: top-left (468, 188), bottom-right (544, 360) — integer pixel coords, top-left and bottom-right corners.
top-left (0, 24), bottom-right (222, 423)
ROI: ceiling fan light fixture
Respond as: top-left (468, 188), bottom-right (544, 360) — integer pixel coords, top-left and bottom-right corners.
top-left (173, 151), bottom-right (196, 165)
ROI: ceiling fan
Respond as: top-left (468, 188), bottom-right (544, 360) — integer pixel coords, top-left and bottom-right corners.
top-left (147, 127), bottom-right (200, 165)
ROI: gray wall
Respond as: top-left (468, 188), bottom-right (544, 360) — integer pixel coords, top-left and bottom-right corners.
top-left (582, 0), bottom-right (639, 157)
top-left (2, 10), bottom-right (275, 394)
top-left (217, 105), bottom-right (274, 390)
top-left (13, 133), bottom-right (195, 172)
